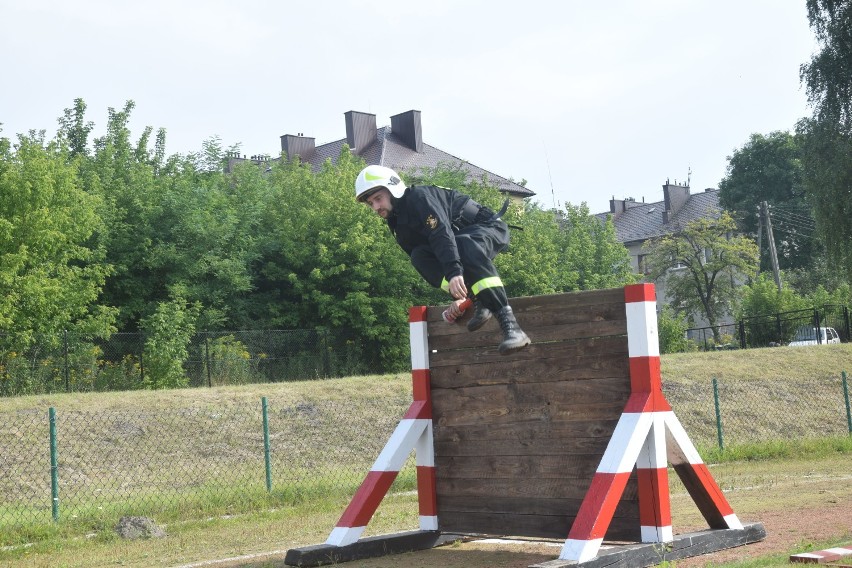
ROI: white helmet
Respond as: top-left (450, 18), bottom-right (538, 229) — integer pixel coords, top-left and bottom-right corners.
top-left (354, 165), bottom-right (406, 202)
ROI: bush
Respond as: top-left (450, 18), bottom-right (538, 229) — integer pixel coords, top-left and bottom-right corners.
top-left (141, 294), bottom-right (200, 389)
top-left (206, 335), bottom-right (259, 386)
top-left (658, 307), bottom-right (689, 354)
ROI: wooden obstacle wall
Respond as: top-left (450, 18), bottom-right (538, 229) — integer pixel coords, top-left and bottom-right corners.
top-left (424, 288), bottom-right (642, 541)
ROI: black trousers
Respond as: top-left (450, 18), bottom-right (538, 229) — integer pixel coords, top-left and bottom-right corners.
top-left (409, 220), bottom-right (510, 312)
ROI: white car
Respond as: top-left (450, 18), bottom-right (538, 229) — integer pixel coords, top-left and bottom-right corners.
top-left (788, 326), bottom-right (841, 346)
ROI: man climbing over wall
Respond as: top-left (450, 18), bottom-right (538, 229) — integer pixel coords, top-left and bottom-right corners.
top-left (354, 164), bottom-right (530, 355)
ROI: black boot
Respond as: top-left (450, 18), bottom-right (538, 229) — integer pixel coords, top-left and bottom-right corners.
top-left (466, 300), bottom-right (493, 332)
top-left (496, 305), bottom-right (531, 355)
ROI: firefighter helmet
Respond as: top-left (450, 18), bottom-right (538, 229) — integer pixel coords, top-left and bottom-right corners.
top-left (354, 165), bottom-right (406, 202)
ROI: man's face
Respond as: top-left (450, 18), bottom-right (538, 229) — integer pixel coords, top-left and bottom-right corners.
top-left (365, 188), bottom-right (393, 219)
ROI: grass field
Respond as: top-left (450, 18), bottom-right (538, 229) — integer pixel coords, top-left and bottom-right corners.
top-left (1, 343), bottom-right (851, 567)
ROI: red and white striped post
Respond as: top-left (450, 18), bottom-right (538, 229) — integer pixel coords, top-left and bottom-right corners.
top-left (625, 284), bottom-right (673, 545)
top-left (560, 284), bottom-right (740, 562)
top-left (409, 306), bottom-right (438, 532)
top-left (325, 306), bottom-right (437, 546)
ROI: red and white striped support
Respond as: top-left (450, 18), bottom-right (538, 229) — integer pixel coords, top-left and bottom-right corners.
top-left (560, 284), bottom-right (741, 562)
top-left (665, 412), bottom-right (742, 531)
top-left (326, 306), bottom-right (437, 547)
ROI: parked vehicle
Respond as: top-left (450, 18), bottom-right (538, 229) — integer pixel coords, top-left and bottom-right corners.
top-left (788, 326), bottom-right (841, 346)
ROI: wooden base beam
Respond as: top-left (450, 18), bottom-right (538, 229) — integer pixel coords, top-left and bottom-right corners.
top-left (284, 530), bottom-right (466, 566)
top-left (530, 523), bottom-right (766, 568)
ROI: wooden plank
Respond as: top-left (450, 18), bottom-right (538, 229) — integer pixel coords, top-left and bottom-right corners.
top-left (435, 454), bottom-right (603, 480)
top-left (438, 510), bottom-right (642, 541)
top-left (424, 288), bottom-right (628, 327)
top-left (435, 436), bottom-right (613, 458)
top-left (427, 300), bottom-right (626, 333)
top-left (428, 334), bottom-right (628, 367)
top-left (436, 476), bottom-right (639, 502)
top-left (431, 379), bottom-right (630, 428)
top-left (429, 342), bottom-right (630, 388)
top-left (434, 418), bottom-right (622, 445)
top-left (435, 495), bottom-right (639, 518)
top-left (432, 375), bottom-right (630, 409)
top-left (428, 317), bottom-right (627, 352)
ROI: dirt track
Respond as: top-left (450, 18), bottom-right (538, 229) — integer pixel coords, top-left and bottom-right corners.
top-left (675, 502), bottom-right (852, 567)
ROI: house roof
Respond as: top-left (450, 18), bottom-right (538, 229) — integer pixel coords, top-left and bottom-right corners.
top-left (226, 110), bottom-right (535, 200)
top-left (595, 188), bottom-right (721, 244)
top-left (309, 126), bottom-right (535, 198)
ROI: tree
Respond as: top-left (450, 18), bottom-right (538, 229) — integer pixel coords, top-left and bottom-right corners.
top-left (560, 203), bottom-right (635, 291)
top-left (407, 164), bottom-right (635, 296)
top-left (801, 0), bottom-right (852, 131)
top-left (718, 131), bottom-right (817, 271)
top-left (737, 273), bottom-right (810, 320)
top-left (141, 146), bottom-right (267, 330)
top-left (644, 212), bottom-right (759, 342)
top-left (254, 149), bottom-right (431, 370)
top-left (57, 98), bottom-right (95, 159)
top-left (0, 133), bottom-right (116, 348)
top-left (84, 100), bottom-right (163, 329)
top-left (798, 0), bottom-right (852, 278)
top-left (797, 120), bottom-right (852, 278)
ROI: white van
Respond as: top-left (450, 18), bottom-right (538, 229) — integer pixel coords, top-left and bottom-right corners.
top-left (788, 326), bottom-right (841, 346)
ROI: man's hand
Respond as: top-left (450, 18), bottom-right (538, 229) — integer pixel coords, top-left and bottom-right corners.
top-left (448, 275), bottom-right (467, 300)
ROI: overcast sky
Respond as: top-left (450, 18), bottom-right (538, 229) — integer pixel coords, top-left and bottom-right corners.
top-left (1, 0), bottom-right (818, 213)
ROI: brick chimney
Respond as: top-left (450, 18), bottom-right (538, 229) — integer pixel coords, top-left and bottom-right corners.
top-left (662, 182), bottom-right (691, 224)
top-left (344, 111), bottom-right (377, 155)
top-left (390, 110), bottom-right (423, 152)
top-left (280, 134), bottom-right (315, 162)
top-left (609, 196), bottom-right (641, 218)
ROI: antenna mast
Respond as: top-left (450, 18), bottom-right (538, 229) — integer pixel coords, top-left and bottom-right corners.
top-left (543, 141), bottom-right (557, 210)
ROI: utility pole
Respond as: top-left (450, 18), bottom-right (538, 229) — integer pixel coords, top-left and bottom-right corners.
top-left (755, 206), bottom-right (763, 279)
top-left (760, 201), bottom-right (782, 291)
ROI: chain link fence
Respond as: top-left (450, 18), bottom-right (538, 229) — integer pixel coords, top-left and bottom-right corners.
top-left (686, 304), bottom-right (851, 351)
top-left (0, 329), bottom-right (383, 397)
top-left (2, 373), bottom-right (850, 539)
top-left (663, 373), bottom-right (852, 449)
top-left (1, 391), bottom-right (413, 535)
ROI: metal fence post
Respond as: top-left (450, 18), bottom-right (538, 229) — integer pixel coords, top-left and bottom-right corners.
top-left (738, 321), bottom-right (746, 349)
top-left (49, 407), bottom-right (59, 522)
top-left (262, 397), bottom-right (272, 492)
top-left (814, 309), bottom-right (823, 344)
top-left (205, 334), bottom-right (212, 388)
top-left (842, 371), bottom-right (852, 435)
top-left (713, 378), bottom-right (724, 450)
top-left (775, 314), bottom-right (782, 345)
top-left (63, 330), bottom-right (70, 393)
